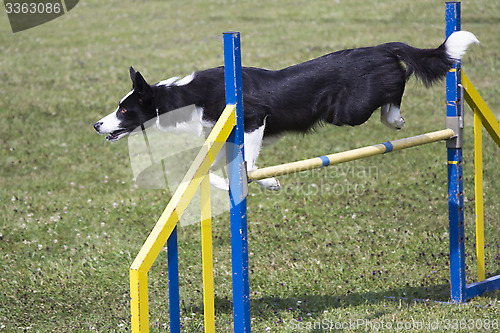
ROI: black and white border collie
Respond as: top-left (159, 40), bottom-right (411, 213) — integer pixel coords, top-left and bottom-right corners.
top-left (94, 31), bottom-right (478, 190)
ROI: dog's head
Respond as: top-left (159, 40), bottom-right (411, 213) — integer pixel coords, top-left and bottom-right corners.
top-left (94, 67), bottom-right (158, 141)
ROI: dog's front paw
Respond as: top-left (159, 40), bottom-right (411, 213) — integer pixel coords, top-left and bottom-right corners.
top-left (209, 173), bottom-right (229, 191)
top-left (256, 177), bottom-right (282, 191)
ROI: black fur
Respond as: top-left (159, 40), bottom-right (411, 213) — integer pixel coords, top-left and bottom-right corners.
top-left (97, 38), bottom-right (456, 140)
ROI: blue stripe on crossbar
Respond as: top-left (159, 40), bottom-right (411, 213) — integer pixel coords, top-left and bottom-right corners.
top-left (382, 141), bottom-right (394, 153)
top-left (319, 155), bottom-right (330, 167)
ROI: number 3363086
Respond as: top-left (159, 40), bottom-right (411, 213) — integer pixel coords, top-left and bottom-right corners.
top-left (5, 2), bottom-right (62, 14)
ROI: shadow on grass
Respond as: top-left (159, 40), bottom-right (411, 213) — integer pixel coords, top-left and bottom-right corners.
top-left (184, 271), bottom-right (500, 319)
top-left (247, 282), bottom-right (452, 318)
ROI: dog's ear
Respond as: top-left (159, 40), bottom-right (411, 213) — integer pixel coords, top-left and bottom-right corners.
top-left (129, 66), bottom-right (136, 82)
top-left (133, 71), bottom-right (152, 96)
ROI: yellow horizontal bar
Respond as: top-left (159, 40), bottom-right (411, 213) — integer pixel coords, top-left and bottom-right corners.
top-left (462, 71), bottom-right (500, 148)
top-left (248, 129), bottom-right (454, 181)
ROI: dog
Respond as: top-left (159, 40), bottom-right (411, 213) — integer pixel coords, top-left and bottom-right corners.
top-left (94, 31), bottom-right (478, 190)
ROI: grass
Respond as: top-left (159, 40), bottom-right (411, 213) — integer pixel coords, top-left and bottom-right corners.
top-left (1, 0), bottom-right (499, 331)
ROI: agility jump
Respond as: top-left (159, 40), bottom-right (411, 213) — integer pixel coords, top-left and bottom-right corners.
top-left (248, 129), bottom-right (455, 181)
top-left (129, 2), bottom-right (500, 332)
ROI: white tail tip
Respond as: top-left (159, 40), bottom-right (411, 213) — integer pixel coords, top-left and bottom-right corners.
top-left (445, 31), bottom-right (479, 60)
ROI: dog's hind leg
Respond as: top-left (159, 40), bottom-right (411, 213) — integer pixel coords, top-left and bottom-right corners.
top-left (208, 145), bottom-right (230, 190)
top-left (380, 103), bottom-right (405, 130)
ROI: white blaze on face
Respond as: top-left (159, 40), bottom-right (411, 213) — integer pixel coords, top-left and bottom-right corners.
top-left (96, 90), bottom-right (135, 134)
top-left (120, 90), bottom-right (134, 104)
top-left (97, 108), bottom-right (122, 133)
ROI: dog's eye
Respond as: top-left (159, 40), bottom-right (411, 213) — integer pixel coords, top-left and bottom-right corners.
top-left (121, 108), bottom-right (127, 114)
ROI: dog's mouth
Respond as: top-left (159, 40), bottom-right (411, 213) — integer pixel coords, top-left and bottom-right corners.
top-left (106, 129), bottom-right (131, 142)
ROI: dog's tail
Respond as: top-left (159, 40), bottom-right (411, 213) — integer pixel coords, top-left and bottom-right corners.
top-left (395, 31), bottom-right (479, 87)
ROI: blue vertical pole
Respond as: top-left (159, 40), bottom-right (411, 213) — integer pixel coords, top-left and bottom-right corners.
top-left (445, 1), bottom-right (467, 303)
top-left (223, 32), bottom-right (251, 332)
top-left (168, 227), bottom-right (181, 332)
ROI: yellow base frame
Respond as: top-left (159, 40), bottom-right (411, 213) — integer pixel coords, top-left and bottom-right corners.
top-left (462, 71), bottom-right (500, 283)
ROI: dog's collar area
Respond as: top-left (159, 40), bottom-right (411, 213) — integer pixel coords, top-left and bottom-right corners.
top-left (155, 107), bottom-right (166, 131)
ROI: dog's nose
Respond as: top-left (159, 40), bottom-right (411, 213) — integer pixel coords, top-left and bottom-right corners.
top-left (94, 122), bottom-right (102, 132)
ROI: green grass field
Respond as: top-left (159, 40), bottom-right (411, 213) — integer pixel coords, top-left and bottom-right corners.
top-left (1, 0), bottom-right (499, 331)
